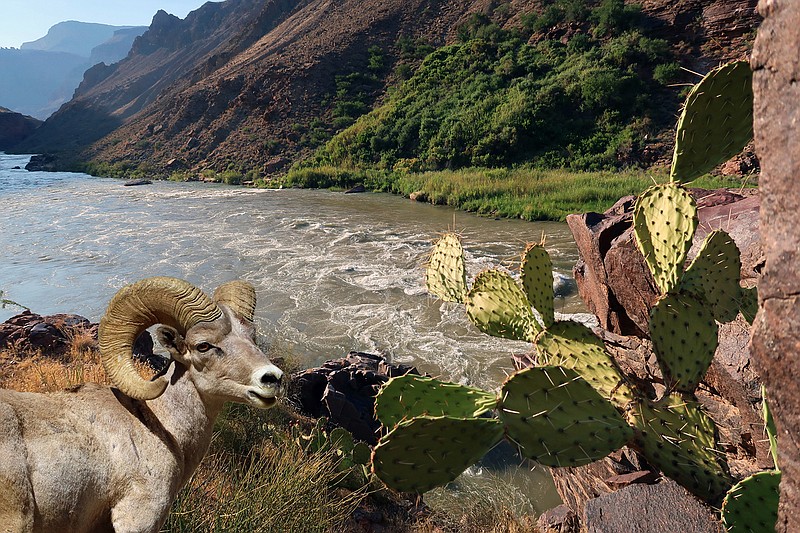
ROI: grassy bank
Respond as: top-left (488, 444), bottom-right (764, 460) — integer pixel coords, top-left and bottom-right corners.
top-left (281, 165), bottom-right (754, 221)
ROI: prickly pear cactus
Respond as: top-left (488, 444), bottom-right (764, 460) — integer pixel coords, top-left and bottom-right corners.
top-left (630, 393), bottom-right (731, 501)
top-left (739, 286), bottom-right (758, 325)
top-left (671, 60), bottom-right (754, 184)
top-left (371, 416), bottom-right (504, 493)
top-left (426, 233), bottom-right (468, 303)
top-left (465, 269), bottom-right (540, 341)
top-left (649, 293), bottom-right (718, 392)
top-left (374, 374), bottom-right (498, 430)
top-left (633, 183), bottom-right (698, 295)
top-left (535, 320), bottom-right (634, 409)
top-left (721, 471), bottom-right (781, 532)
top-left (521, 243), bottom-right (555, 328)
top-left (498, 366), bottom-right (633, 467)
top-left (680, 230), bottom-right (742, 322)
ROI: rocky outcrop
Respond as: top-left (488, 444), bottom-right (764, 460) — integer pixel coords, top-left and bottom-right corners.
top-left (289, 352), bottom-right (419, 444)
top-left (0, 311), bottom-right (161, 368)
top-left (750, 1), bottom-right (800, 529)
top-left (0, 107), bottom-right (41, 149)
top-left (0, 311), bottom-right (96, 355)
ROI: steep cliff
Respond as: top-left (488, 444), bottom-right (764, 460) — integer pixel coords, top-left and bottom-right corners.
top-left (14, 0), bottom-right (759, 174)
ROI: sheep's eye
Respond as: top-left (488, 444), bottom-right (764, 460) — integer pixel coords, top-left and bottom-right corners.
top-left (196, 342), bottom-right (213, 353)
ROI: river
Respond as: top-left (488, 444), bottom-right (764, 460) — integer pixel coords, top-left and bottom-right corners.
top-left (0, 152), bottom-right (584, 512)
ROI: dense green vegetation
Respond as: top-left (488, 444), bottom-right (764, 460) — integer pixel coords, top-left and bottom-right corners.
top-left (304, 0), bottom-right (681, 173)
top-left (281, 165), bottom-right (750, 221)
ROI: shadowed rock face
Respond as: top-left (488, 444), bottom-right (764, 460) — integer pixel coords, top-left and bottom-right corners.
top-left (0, 108), bottom-right (41, 149)
top-left (751, 1), bottom-right (800, 530)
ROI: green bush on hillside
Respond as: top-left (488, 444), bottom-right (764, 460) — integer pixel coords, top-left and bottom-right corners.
top-left (305, 0), bottom-right (676, 172)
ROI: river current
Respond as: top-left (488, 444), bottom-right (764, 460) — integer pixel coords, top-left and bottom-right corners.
top-left (0, 152), bottom-right (584, 511)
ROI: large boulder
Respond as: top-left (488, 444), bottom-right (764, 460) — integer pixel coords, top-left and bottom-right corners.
top-left (750, 1), bottom-right (800, 529)
top-left (289, 352), bottom-right (419, 444)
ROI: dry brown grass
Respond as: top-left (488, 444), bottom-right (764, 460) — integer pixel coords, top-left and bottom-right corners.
top-left (0, 326), bottom-right (156, 393)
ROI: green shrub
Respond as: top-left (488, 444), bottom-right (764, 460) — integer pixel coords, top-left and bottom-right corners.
top-left (220, 170), bottom-right (243, 185)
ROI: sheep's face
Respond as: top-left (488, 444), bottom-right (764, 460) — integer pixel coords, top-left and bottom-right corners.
top-left (156, 307), bottom-right (283, 409)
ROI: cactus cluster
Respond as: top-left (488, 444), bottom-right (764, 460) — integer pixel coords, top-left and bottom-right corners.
top-left (370, 61), bottom-right (760, 505)
top-left (373, 231), bottom-right (735, 501)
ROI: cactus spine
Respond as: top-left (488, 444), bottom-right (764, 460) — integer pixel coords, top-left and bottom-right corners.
top-left (374, 374), bottom-right (497, 430)
top-left (633, 183), bottom-right (697, 295)
top-left (499, 366), bottom-right (633, 467)
top-left (426, 232), bottom-right (468, 303)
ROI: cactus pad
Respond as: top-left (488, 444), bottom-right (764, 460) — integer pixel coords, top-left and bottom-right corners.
top-left (465, 269), bottom-right (539, 341)
top-left (649, 293), bottom-right (718, 391)
top-left (680, 230), bottom-right (742, 322)
top-left (372, 416), bottom-right (504, 493)
top-left (521, 243), bottom-right (555, 328)
top-left (671, 61), bottom-right (754, 184)
top-left (374, 375), bottom-right (498, 430)
top-left (499, 366), bottom-right (633, 467)
top-left (633, 183), bottom-right (698, 295)
top-left (426, 233), bottom-right (468, 303)
top-left (535, 321), bottom-right (634, 409)
top-left (739, 286), bottom-right (758, 324)
top-left (721, 471), bottom-right (781, 533)
top-left (630, 393), bottom-right (731, 500)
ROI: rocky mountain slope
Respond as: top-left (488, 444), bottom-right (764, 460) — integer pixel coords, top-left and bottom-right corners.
top-left (14, 0), bottom-right (759, 174)
top-left (0, 108), bottom-right (41, 150)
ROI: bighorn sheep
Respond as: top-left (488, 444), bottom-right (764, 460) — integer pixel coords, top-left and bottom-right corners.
top-left (0, 277), bottom-right (283, 533)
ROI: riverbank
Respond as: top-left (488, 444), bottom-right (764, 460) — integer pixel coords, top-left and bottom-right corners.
top-left (67, 156), bottom-right (756, 222)
top-left (279, 165), bottom-right (756, 221)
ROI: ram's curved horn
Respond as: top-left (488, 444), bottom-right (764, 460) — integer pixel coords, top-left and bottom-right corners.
top-left (99, 277), bottom-right (222, 400)
top-left (213, 280), bottom-right (256, 322)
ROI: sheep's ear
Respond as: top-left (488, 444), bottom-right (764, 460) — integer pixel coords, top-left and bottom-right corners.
top-left (156, 326), bottom-right (188, 363)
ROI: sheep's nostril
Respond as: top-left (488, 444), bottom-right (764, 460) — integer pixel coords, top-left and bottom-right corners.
top-left (261, 372), bottom-right (281, 386)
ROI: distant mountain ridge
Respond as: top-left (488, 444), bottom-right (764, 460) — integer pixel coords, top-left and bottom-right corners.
top-left (0, 22), bottom-right (146, 119)
top-left (12, 0), bottom-right (760, 174)
top-left (21, 21), bottom-right (145, 58)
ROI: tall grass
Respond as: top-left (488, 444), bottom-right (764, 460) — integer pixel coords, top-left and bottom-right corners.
top-left (281, 165), bottom-right (753, 221)
top-left (0, 326), bottom-right (108, 392)
top-left (165, 445), bottom-right (366, 532)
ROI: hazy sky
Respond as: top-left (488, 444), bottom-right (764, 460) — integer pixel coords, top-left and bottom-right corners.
top-left (0, 1), bottom-right (221, 49)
